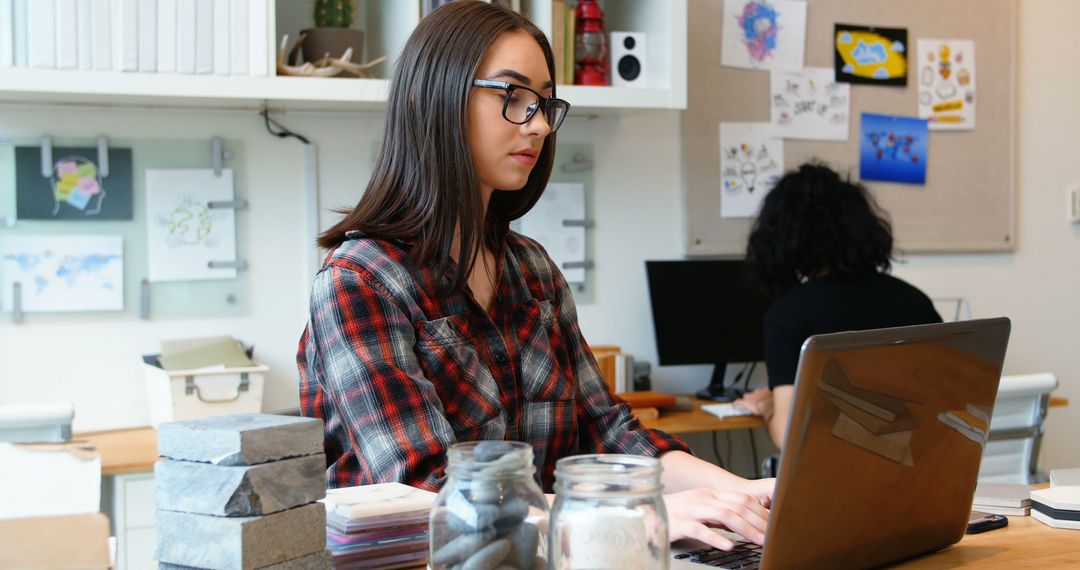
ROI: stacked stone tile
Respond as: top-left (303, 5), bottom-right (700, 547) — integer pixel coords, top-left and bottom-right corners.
top-left (154, 414), bottom-right (332, 570)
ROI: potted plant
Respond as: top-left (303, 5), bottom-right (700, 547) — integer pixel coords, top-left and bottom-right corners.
top-left (301, 0), bottom-right (365, 75)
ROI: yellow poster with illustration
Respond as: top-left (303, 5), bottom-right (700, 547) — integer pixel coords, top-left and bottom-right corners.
top-left (834, 24), bottom-right (907, 86)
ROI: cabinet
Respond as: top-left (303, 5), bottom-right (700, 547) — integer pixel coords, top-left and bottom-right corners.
top-left (0, 1), bottom-right (686, 114)
top-left (107, 472), bottom-right (157, 570)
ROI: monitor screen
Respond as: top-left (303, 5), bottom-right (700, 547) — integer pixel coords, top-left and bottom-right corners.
top-left (645, 259), bottom-right (773, 367)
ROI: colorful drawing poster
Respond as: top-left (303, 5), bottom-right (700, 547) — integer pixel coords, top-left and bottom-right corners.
top-left (1, 235), bottom-right (124, 312)
top-left (15, 147), bottom-right (134, 220)
top-left (721, 0), bottom-right (807, 73)
top-left (145, 169), bottom-right (238, 282)
top-left (917, 39), bottom-right (976, 131)
top-left (520, 182), bottom-right (586, 283)
top-left (720, 122), bottom-right (784, 218)
top-left (771, 67), bottom-right (851, 141)
top-left (859, 113), bottom-right (928, 185)
top-left (834, 24), bottom-right (908, 86)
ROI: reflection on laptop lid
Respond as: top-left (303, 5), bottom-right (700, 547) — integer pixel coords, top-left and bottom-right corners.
top-left (672, 317), bottom-right (1011, 570)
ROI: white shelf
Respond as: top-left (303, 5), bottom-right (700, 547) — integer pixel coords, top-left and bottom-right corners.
top-left (0, 1), bottom-right (687, 115)
top-left (0, 68), bottom-right (679, 115)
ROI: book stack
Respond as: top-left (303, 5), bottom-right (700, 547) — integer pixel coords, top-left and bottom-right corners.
top-left (154, 413), bottom-right (332, 569)
top-left (0, 0), bottom-right (270, 75)
top-left (1030, 486), bottom-right (1080, 530)
top-left (972, 482), bottom-right (1032, 516)
top-left (322, 482), bottom-right (438, 570)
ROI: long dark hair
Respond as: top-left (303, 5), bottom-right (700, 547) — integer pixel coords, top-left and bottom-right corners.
top-left (745, 162), bottom-right (894, 295)
top-left (318, 1), bottom-right (557, 292)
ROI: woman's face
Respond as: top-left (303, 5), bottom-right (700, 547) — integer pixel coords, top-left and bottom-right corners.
top-left (468, 29), bottom-right (553, 198)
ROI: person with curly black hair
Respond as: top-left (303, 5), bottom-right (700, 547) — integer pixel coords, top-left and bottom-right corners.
top-left (734, 163), bottom-right (942, 449)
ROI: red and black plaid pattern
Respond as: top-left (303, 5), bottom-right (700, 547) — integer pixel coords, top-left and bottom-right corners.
top-left (297, 224), bottom-right (688, 492)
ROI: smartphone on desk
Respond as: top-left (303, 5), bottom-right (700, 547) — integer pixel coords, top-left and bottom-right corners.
top-left (967, 510), bottom-right (1008, 534)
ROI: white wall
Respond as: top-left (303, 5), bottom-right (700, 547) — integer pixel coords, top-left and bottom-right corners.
top-left (1, 0), bottom-right (1076, 472)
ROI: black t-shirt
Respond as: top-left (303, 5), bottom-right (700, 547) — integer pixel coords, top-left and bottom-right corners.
top-left (764, 273), bottom-right (942, 389)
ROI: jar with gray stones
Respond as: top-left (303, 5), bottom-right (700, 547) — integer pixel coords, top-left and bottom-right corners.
top-left (429, 441), bottom-right (548, 570)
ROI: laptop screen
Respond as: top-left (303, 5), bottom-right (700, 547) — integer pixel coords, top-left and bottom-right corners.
top-left (762, 318), bottom-right (1011, 569)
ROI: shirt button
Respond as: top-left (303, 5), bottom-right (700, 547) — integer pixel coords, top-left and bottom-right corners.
top-left (495, 352), bottom-right (507, 363)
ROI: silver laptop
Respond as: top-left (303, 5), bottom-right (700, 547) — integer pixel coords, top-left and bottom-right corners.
top-left (673, 317), bottom-right (1011, 569)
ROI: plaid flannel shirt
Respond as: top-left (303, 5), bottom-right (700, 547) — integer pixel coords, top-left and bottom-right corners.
top-left (297, 224), bottom-right (688, 492)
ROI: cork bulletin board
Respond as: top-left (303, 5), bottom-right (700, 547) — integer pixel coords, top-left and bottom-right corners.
top-left (682, 0), bottom-right (1017, 255)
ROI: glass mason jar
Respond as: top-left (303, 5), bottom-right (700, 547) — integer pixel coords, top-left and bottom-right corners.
top-left (549, 454), bottom-right (669, 570)
top-left (429, 441), bottom-right (549, 570)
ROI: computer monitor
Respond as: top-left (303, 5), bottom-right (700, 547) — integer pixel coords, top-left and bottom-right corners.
top-left (645, 260), bottom-right (773, 402)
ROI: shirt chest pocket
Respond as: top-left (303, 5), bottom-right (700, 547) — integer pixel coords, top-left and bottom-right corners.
top-left (514, 299), bottom-right (575, 403)
top-left (415, 314), bottom-right (505, 439)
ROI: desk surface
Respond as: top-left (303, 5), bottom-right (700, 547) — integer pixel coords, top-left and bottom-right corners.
top-left (76, 427), bottom-right (158, 476)
top-left (639, 397), bottom-right (765, 434)
top-left (76, 396), bottom-right (1068, 475)
top-left (895, 513), bottom-right (1080, 568)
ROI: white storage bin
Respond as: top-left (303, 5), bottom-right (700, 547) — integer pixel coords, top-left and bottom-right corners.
top-left (143, 355), bottom-right (267, 426)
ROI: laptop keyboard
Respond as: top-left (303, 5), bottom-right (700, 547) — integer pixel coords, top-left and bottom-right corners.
top-left (674, 541), bottom-right (762, 568)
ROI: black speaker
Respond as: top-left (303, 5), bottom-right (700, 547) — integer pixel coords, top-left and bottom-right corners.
top-left (611, 32), bottom-right (647, 87)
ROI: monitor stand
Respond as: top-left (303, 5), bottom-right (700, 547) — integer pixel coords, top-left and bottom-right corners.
top-left (695, 361), bottom-right (744, 402)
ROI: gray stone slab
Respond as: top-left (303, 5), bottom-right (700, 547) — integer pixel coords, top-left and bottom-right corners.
top-left (158, 414), bottom-right (323, 466)
top-left (155, 454), bottom-right (327, 516)
top-left (159, 549), bottom-right (333, 570)
top-left (155, 503), bottom-right (327, 570)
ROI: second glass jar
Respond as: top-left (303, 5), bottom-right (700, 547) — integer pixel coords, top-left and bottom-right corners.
top-left (549, 454), bottom-right (670, 570)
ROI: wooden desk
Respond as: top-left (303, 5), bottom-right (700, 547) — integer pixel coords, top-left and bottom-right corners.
top-left (895, 513), bottom-right (1080, 568)
top-left (74, 395), bottom-right (1064, 470)
top-left (640, 398), bottom-right (764, 435)
top-left (76, 427), bottom-right (158, 476)
top-left (640, 395), bottom-right (1068, 437)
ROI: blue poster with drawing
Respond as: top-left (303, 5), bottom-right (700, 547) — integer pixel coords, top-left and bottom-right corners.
top-left (859, 113), bottom-right (928, 185)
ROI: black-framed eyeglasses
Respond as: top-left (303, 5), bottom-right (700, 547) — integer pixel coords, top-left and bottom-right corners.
top-left (472, 79), bottom-right (570, 133)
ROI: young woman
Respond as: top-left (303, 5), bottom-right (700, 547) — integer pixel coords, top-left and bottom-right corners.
top-left (735, 163), bottom-right (942, 449)
top-left (297, 0), bottom-right (771, 551)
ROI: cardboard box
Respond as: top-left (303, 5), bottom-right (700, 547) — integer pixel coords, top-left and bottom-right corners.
top-left (0, 513), bottom-right (111, 569)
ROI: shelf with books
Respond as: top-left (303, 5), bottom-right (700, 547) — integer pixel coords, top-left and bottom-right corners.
top-left (0, 0), bottom-right (686, 114)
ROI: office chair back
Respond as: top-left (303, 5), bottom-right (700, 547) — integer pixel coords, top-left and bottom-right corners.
top-left (978, 373), bottom-right (1058, 484)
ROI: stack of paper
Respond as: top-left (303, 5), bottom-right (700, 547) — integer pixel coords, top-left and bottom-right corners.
top-left (973, 482), bottom-right (1032, 516)
top-left (158, 335), bottom-right (252, 371)
top-left (322, 483), bottom-right (437, 569)
top-left (820, 360), bottom-right (923, 466)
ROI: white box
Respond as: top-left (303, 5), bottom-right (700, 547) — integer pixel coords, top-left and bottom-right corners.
top-left (143, 355), bottom-right (266, 427)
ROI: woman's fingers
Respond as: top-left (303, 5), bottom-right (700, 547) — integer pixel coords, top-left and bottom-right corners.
top-left (683, 503), bottom-right (767, 545)
top-left (665, 489), bottom-right (769, 546)
top-left (673, 520), bottom-right (737, 551)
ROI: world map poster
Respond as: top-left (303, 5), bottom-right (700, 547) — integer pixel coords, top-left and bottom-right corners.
top-left (2, 235), bottom-right (124, 312)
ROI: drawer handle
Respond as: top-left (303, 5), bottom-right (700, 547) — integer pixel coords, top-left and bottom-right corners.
top-left (184, 373), bottom-right (250, 403)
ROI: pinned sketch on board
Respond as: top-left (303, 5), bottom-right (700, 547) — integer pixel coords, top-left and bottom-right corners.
top-left (917, 39), bottom-right (976, 130)
top-left (520, 182), bottom-right (586, 283)
top-left (1, 235), bottom-right (124, 312)
top-left (771, 67), bottom-right (851, 141)
top-left (834, 24), bottom-right (908, 86)
top-left (720, 122), bottom-right (783, 218)
top-left (14, 147), bottom-right (134, 220)
top-left (145, 169), bottom-right (238, 282)
top-left (721, 0), bottom-right (807, 73)
top-left (859, 113), bottom-right (928, 185)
